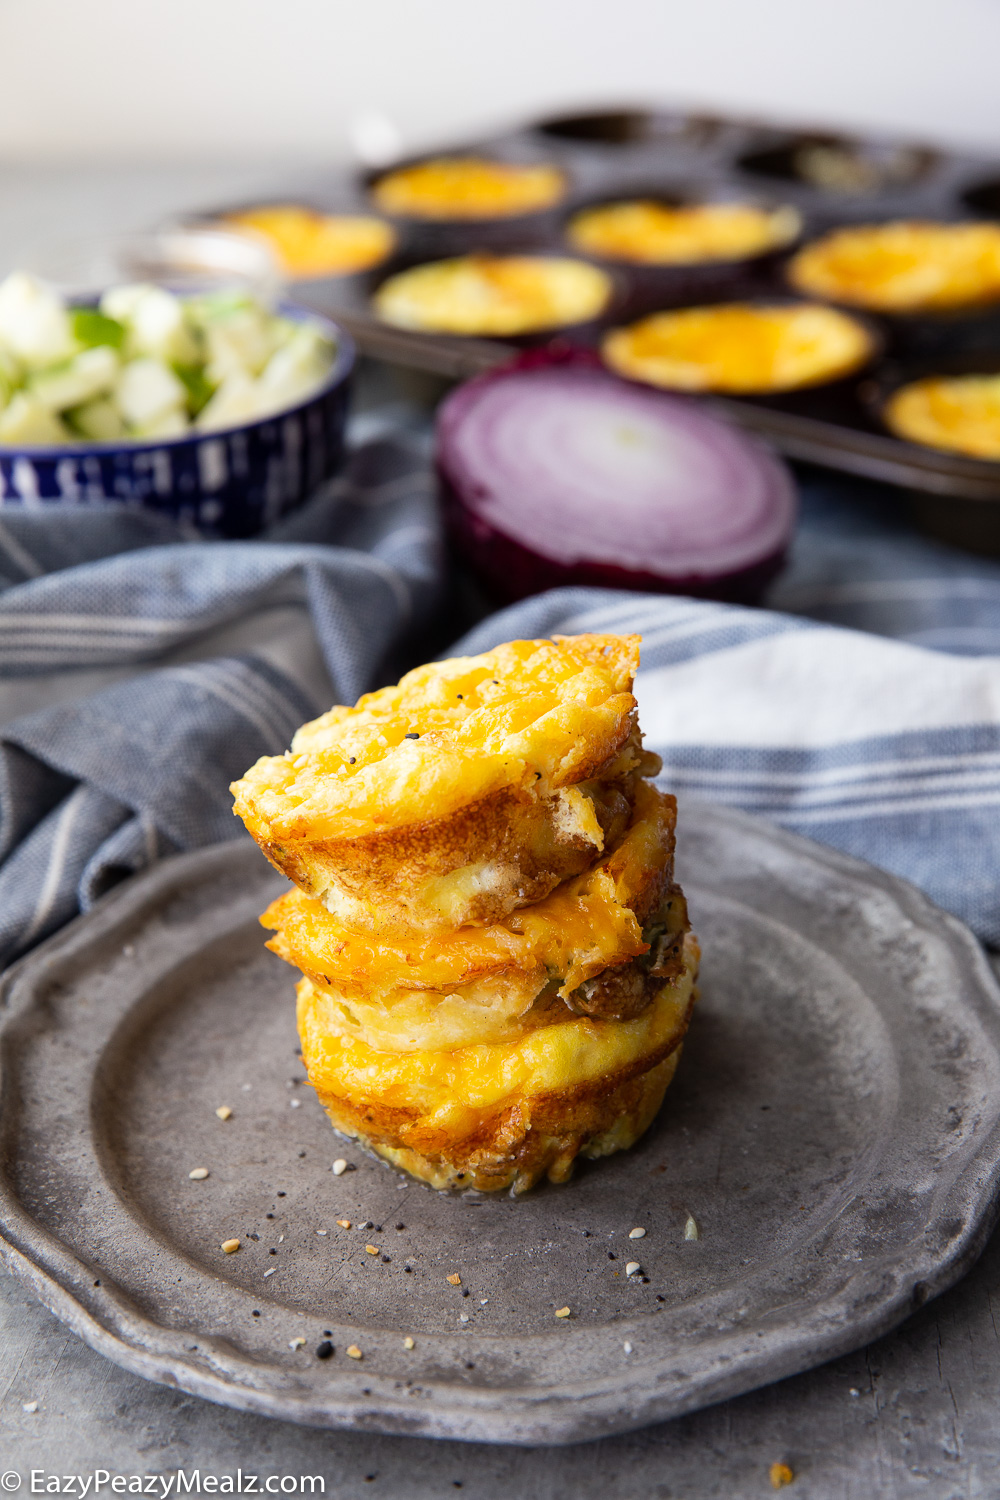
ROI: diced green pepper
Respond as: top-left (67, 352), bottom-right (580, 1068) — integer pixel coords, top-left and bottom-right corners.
top-left (71, 307), bottom-right (126, 350)
top-left (172, 362), bottom-right (216, 416)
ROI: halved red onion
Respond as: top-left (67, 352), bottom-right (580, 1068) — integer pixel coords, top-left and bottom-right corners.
top-left (436, 356), bottom-right (797, 604)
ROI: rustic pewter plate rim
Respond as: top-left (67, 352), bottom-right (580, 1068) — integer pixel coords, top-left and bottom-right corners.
top-left (1, 805), bottom-right (1000, 1446)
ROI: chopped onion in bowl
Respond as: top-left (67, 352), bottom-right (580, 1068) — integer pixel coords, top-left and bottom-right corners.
top-left (436, 355), bottom-right (797, 604)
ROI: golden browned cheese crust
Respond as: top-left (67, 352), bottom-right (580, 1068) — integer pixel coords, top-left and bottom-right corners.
top-left (318, 1051), bottom-right (683, 1193)
top-left (233, 634), bottom-right (658, 934)
top-left (297, 935), bottom-right (698, 1193)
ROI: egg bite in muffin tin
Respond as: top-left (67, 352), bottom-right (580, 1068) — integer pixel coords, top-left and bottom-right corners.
top-left (366, 154), bottom-right (571, 258)
top-left (602, 300), bottom-right (878, 396)
top-left (371, 252), bottom-right (617, 340)
top-left (564, 191), bottom-right (802, 316)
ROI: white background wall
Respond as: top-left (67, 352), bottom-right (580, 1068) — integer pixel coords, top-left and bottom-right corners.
top-left (0, 0), bottom-right (999, 164)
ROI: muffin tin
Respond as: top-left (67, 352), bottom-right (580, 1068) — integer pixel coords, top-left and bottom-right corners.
top-left (189, 109), bottom-right (1000, 542)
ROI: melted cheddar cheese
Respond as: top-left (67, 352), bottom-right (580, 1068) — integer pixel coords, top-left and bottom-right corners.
top-left (788, 221), bottom-right (1000, 313)
top-left (372, 254), bottom-right (612, 336)
top-left (297, 945), bottom-right (698, 1118)
top-left (884, 373), bottom-right (1000, 460)
top-left (233, 635), bottom-right (640, 844)
top-left (263, 779), bottom-right (672, 1005)
top-left (223, 206), bottom-right (395, 278)
top-left (372, 157), bottom-right (566, 220)
top-left (567, 199), bottom-right (801, 265)
top-left (602, 301), bottom-right (875, 394)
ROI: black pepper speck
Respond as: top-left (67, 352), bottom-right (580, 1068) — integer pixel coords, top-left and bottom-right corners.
top-left (315, 1341), bottom-right (334, 1360)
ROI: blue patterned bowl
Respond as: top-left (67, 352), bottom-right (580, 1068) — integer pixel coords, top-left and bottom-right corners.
top-left (0, 308), bottom-right (354, 539)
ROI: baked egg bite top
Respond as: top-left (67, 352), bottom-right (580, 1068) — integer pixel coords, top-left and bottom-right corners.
top-left (223, 205), bottom-right (396, 278)
top-left (602, 301), bottom-right (875, 394)
top-left (787, 220), bottom-right (1000, 313)
top-left (371, 157), bottom-right (567, 220)
top-left (567, 199), bottom-right (801, 265)
top-left (883, 373), bottom-right (1000, 461)
top-left (231, 634), bottom-right (660, 933)
top-left (373, 254), bottom-right (613, 337)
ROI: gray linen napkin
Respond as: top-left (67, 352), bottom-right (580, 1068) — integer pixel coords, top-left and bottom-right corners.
top-left (0, 433), bottom-right (442, 962)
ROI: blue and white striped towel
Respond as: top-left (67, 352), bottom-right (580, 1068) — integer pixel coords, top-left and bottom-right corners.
top-left (0, 432), bottom-right (441, 963)
top-left (4, 449), bottom-right (1000, 963)
top-left (457, 569), bottom-right (1000, 947)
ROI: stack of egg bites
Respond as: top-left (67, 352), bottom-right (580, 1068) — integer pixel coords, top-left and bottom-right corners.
top-left (232, 634), bottom-right (699, 1194)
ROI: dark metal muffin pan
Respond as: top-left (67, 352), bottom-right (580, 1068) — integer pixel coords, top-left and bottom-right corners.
top-left (188, 108), bottom-right (1000, 527)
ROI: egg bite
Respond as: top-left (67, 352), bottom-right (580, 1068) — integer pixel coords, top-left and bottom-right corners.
top-left (232, 634), bottom-right (660, 935)
top-left (602, 301), bottom-right (875, 394)
top-left (567, 199), bottom-right (801, 265)
top-left (787, 220), bottom-right (1000, 314)
top-left (883, 373), bottom-right (1000, 460)
top-left (262, 780), bottom-right (685, 1051)
top-left (296, 933), bottom-right (698, 1194)
top-left (223, 205), bottom-right (396, 278)
top-left (372, 255), bottom-right (612, 337)
top-left (371, 157), bottom-right (567, 221)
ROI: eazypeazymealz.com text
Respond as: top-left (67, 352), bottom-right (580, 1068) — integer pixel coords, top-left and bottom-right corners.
top-left (20, 1474), bottom-right (325, 1495)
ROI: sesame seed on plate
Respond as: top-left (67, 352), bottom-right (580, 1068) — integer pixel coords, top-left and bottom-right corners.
top-left (337, 1219), bottom-right (352, 1229)
top-left (264, 1269), bottom-right (276, 1278)
top-left (289, 1099), bottom-right (301, 1108)
top-left (221, 1238), bottom-right (241, 1254)
top-left (684, 1215), bottom-right (700, 1241)
top-left (215, 1106), bottom-right (232, 1121)
top-left (347, 1344), bottom-right (363, 1359)
top-left (628, 1227), bottom-right (646, 1240)
top-left (447, 1273), bottom-right (462, 1286)
top-left (554, 1306), bottom-right (571, 1319)
top-left (626, 1262), bottom-right (641, 1277)
top-left (289, 1337), bottom-right (305, 1350)
top-left (459, 1314), bottom-right (469, 1323)
top-left (403, 1336), bottom-right (415, 1350)
top-left (332, 1159), bottom-right (348, 1176)
top-left (188, 1168), bottom-right (209, 1180)
top-left (623, 1341), bottom-right (633, 1353)
top-left (22, 1401), bottom-right (38, 1413)
top-left (316, 1229), bottom-right (328, 1236)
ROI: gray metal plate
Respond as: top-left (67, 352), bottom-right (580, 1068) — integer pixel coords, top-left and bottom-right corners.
top-left (1, 803), bottom-right (999, 1447)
